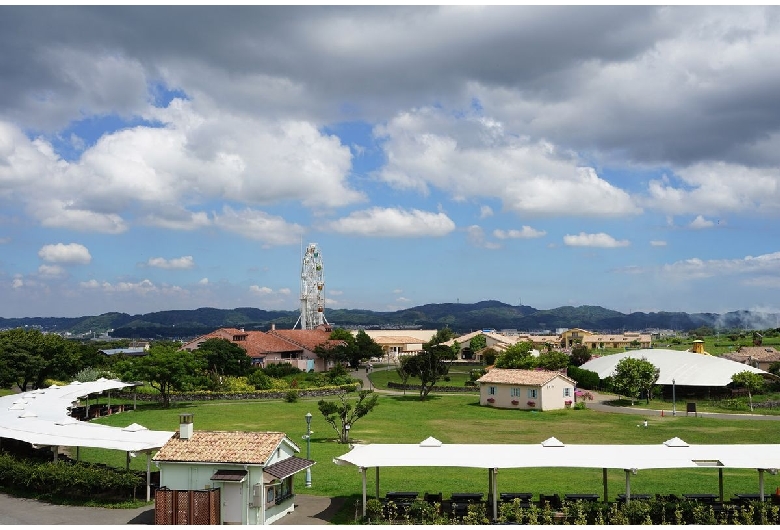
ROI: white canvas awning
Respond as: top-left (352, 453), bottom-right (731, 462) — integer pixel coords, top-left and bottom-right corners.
top-left (334, 436), bottom-right (780, 471)
top-left (335, 436), bottom-right (780, 518)
top-left (0, 379), bottom-right (173, 452)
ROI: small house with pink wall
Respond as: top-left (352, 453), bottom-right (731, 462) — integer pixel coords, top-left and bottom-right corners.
top-left (477, 368), bottom-right (577, 411)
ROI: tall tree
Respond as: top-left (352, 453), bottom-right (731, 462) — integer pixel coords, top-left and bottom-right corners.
top-left (317, 390), bottom-right (379, 443)
top-left (315, 328), bottom-right (382, 369)
top-left (611, 357), bottom-right (659, 405)
top-left (400, 343), bottom-right (456, 400)
top-left (116, 341), bottom-right (204, 407)
top-left (469, 334), bottom-right (487, 355)
top-left (195, 338), bottom-right (252, 376)
top-left (731, 371), bottom-right (765, 412)
top-left (494, 341), bottom-right (536, 369)
top-left (536, 350), bottom-right (570, 371)
top-left (570, 344), bottom-right (592, 366)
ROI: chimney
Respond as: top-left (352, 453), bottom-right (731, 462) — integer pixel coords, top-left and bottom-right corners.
top-left (179, 413), bottom-right (193, 440)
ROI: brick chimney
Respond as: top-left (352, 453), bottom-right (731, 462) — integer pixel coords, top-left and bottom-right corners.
top-left (179, 413), bottom-right (193, 440)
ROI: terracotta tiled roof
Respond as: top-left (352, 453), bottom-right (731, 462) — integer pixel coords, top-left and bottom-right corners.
top-left (582, 334), bottom-right (651, 343)
top-left (241, 332), bottom-right (302, 359)
top-left (726, 347), bottom-right (780, 363)
top-left (269, 329), bottom-right (342, 352)
top-left (153, 431), bottom-right (286, 464)
top-left (476, 368), bottom-right (575, 386)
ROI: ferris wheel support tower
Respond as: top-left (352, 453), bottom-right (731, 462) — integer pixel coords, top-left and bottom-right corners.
top-left (296, 242), bottom-right (327, 330)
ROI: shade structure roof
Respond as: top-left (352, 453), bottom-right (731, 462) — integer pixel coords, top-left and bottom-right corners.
top-left (334, 436), bottom-right (780, 472)
top-left (0, 379), bottom-right (174, 452)
top-left (579, 348), bottom-right (767, 386)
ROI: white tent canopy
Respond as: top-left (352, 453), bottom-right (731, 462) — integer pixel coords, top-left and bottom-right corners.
top-left (579, 349), bottom-right (767, 386)
top-left (0, 379), bottom-right (173, 453)
top-left (0, 379), bottom-right (174, 502)
top-left (335, 437), bottom-right (780, 517)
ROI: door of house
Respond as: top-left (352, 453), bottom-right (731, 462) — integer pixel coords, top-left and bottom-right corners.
top-left (221, 482), bottom-right (243, 524)
top-left (307, 359), bottom-right (315, 372)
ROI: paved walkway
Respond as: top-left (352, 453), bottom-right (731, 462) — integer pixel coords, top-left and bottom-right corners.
top-left (0, 492), bottom-right (345, 525)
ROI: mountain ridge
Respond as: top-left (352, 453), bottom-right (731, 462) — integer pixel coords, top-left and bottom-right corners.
top-left (1, 301), bottom-right (778, 338)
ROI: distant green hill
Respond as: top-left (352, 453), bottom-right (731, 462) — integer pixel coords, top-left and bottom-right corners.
top-left (1, 301), bottom-right (777, 339)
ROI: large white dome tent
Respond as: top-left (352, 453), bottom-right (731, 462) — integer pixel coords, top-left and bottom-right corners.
top-left (580, 348), bottom-right (769, 387)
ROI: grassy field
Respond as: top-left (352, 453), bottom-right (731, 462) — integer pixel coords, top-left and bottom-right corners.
top-left (368, 365), bottom-right (477, 391)
top-left (84, 391), bottom-right (780, 514)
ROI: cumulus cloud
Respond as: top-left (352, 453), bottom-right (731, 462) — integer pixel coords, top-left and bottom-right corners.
top-left (563, 232), bottom-right (630, 248)
top-left (479, 205), bottom-right (494, 218)
top-left (493, 226), bottom-right (546, 239)
top-left (213, 206), bottom-right (305, 246)
top-left (37, 264), bottom-right (66, 277)
top-left (661, 251), bottom-right (780, 280)
top-left (198, 277), bottom-right (209, 285)
top-left (38, 243), bottom-right (92, 264)
top-left (689, 215), bottom-right (715, 229)
top-left (650, 240), bottom-right (667, 246)
top-left (325, 207), bottom-right (456, 237)
top-left (147, 256), bottom-right (195, 269)
top-left (249, 285), bottom-right (273, 295)
top-left (466, 225), bottom-right (501, 249)
top-left (373, 106), bottom-right (641, 218)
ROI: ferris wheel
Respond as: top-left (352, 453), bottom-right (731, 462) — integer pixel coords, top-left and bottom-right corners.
top-left (296, 242), bottom-right (327, 330)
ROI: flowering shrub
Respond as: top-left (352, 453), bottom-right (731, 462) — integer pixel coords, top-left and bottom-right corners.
top-left (527, 401), bottom-right (536, 407)
top-left (487, 397), bottom-right (495, 403)
top-left (511, 400), bottom-right (520, 405)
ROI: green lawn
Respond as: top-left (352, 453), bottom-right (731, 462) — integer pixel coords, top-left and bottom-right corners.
top-left (84, 392), bottom-right (780, 511)
top-left (368, 365), bottom-right (477, 391)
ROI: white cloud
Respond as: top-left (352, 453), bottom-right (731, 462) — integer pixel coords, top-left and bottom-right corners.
top-left (563, 232), bottom-right (630, 248)
top-left (12, 278), bottom-right (24, 289)
top-left (38, 243), bottom-right (92, 264)
top-left (479, 205), bottom-right (494, 218)
top-left (329, 289), bottom-right (343, 296)
top-left (278, 287), bottom-right (291, 295)
top-left (249, 285), bottom-right (274, 295)
top-left (646, 163), bottom-right (780, 217)
top-left (198, 277), bottom-right (209, 285)
top-left (466, 225), bottom-right (501, 250)
top-left (37, 264), bottom-right (66, 277)
top-left (650, 240), bottom-right (667, 246)
top-left (325, 207), bottom-right (455, 237)
top-left (493, 226), bottom-right (546, 239)
top-left (661, 251), bottom-right (780, 280)
top-left (213, 206), bottom-right (305, 246)
top-left (689, 215), bottom-right (715, 229)
top-left (147, 256), bottom-right (195, 269)
top-left (374, 106), bottom-right (641, 218)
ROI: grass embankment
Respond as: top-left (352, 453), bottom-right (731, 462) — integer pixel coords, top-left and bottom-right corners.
top-left (84, 392), bottom-right (780, 517)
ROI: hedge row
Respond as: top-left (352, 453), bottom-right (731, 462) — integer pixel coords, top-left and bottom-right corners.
top-left (365, 497), bottom-right (780, 525)
top-left (115, 383), bottom-right (361, 403)
top-left (386, 381), bottom-right (478, 393)
top-left (0, 453), bottom-right (143, 501)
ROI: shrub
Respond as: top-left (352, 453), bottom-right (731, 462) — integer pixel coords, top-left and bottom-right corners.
top-left (284, 389), bottom-right (299, 403)
top-left (247, 370), bottom-right (273, 390)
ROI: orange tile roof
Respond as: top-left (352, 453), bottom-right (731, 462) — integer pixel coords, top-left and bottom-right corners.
top-left (476, 368), bottom-right (575, 386)
top-left (269, 329), bottom-right (342, 352)
top-left (153, 431), bottom-right (287, 464)
top-left (728, 347), bottom-right (780, 362)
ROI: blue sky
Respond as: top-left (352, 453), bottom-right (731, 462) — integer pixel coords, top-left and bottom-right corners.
top-left (2, 6), bottom-right (780, 318)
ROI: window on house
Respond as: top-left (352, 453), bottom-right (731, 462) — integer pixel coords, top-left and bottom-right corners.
top-left (563, 387), bottom-right (571, 397)
top-left (528, 388), bottom-right (537, 399)
top-left (488, 386), bottom-right (496, 395)
top-left (510, 388), bottom-right (521, 397)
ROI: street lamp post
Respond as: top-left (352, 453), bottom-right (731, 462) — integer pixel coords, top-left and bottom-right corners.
top-left (304, 412), bottom-right (312, 488)
top-left (672, 379), bottom-right (676, 417)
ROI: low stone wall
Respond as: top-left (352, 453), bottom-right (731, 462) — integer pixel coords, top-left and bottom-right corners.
top-left (116, 385), bottom-right (359, 403)
top-left (387, 381), bottom-right (478, 393)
